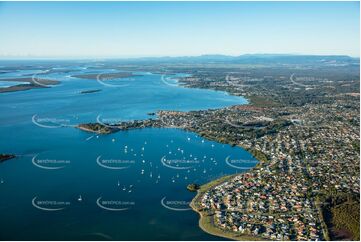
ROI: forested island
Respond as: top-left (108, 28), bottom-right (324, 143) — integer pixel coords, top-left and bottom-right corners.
top-left (0, 78), bottom-right (60, 93)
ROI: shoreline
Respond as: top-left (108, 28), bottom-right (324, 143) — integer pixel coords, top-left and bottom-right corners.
top-left (74, 75), bottom-right (274, 240)
top-left (74, 72), bottom-right (341, 241)
top-left (190, 174), bottom-right (264, 241)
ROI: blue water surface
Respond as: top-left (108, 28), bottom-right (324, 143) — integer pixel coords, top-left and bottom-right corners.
top-left (0, 62), bottom-right (256, 240)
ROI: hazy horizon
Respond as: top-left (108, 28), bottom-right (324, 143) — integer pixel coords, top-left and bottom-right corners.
top-left (0, 52), bottom-right (360, 61)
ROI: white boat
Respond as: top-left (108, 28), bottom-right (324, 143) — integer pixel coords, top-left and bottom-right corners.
top-left (78, 195), bottom-right (82, 202)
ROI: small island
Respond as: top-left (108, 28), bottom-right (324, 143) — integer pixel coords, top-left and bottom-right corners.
top-left (187, 183), bottom-right (200, 192)
top-left (80, 89), bottom-right (101, 94)
top-left (0, 154), bottom-right (15, 163)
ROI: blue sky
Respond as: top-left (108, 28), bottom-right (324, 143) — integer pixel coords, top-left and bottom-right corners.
top-left (0, 1), bottom-right (359, 58)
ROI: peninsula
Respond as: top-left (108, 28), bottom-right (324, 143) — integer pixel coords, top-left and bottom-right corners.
top-left (0, 77), bottom-right (60, 93)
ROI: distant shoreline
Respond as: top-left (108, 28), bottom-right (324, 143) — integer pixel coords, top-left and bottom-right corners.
top-left (0, 77), bottom-right (59, 93)
top-left (72, 72), bottom-right (141, 80)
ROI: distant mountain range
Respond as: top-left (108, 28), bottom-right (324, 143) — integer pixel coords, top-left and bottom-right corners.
top-left (105, 54), bottom-right (359, 65)
top-left (0, 54), bottom-right (359, 66)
